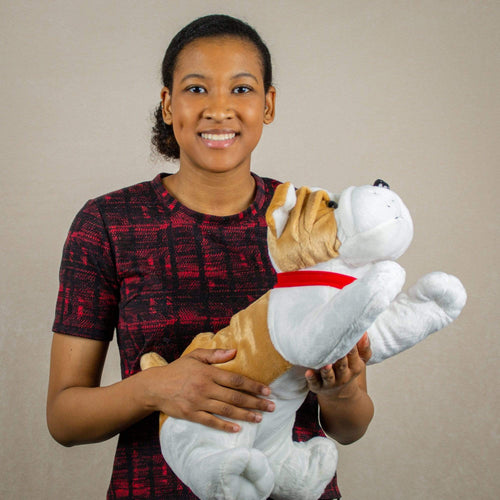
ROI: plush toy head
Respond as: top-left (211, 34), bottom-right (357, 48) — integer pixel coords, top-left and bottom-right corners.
top-left (267, 181), bottom-right (414, 271)
top-left (334, 183), bottom-right (413, 265)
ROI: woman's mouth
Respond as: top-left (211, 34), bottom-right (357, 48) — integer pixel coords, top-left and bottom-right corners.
top-left (199, 132), bottom-right (237, 149)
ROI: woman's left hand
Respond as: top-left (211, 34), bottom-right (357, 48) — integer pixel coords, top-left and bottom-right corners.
top-left (305, 333), bottom-right (374, 444)
top-left (305, 332), bottom-right (371, 398)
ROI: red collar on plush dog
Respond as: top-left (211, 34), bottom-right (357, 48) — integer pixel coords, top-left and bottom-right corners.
top-left (274, 271), bottom-right (356, 289)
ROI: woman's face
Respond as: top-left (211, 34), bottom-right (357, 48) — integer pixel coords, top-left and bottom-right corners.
top-left (161, 36), bottom-right (275, 176)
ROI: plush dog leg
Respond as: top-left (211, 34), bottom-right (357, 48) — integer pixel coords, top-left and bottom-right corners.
top-left (367, 271), bottom-right (467, 364)
top-left (140, 353), bottom-right (275, 498)
top-left (264, 435), bottom-right (338, 500)
top-left (160, 418), bottom-right (274, 500)
top-left (270, 260), bottom-right (406, 368)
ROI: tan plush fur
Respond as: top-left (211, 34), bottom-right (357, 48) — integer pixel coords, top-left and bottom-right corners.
top-left (267, 183), bottom-right (340, 272)
top-left (182, 294), bottom-right (293, 384)
top-left (141, 294), bottom-right (293, 431)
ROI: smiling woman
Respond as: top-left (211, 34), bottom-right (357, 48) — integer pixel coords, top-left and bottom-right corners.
top-left (162, 39), bottom-right (275, 166)
top-left (159, 36), bottom-right (276, 215)
top-left (47, 13), bottom-right (373, 500)
top-left (151, 15), bottom-right (275, 162)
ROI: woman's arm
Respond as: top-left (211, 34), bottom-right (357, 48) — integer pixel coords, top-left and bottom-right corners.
top-left (47, 333), bottom-right (275, 447)
top-left (305, 333), bottom-right (374, 445)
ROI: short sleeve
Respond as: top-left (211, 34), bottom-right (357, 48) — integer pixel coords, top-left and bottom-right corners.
top-left (52, 200), bottom-right (119, 341)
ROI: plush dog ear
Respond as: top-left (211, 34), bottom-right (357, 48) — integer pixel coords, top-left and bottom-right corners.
top-left (266, 182), bottom-right (297, 238)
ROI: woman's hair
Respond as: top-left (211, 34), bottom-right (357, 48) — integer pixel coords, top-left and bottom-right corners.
top-left (151, 14), bottom-right (273, 161)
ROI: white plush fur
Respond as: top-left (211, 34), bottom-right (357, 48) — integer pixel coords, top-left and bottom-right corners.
top-left (159, 183), bottom-right (467, 499)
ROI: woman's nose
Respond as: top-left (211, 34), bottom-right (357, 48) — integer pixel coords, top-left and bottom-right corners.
top-left (202, 93), bottom-right (235, 121)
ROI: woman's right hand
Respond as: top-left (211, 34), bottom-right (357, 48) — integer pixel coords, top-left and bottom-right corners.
top-left (47, 335), bottom-right (274, 447)
top-left (141, 348), bottom-right (275, 433)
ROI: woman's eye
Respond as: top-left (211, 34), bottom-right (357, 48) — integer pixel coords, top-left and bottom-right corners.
top-left (186, 86), bottom-right (206, 94)
top-left (233, 86), bottom-right (252, 94)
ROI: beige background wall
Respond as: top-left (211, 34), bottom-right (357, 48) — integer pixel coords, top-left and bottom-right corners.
top-left (1, 1), bottom-right (498, 498)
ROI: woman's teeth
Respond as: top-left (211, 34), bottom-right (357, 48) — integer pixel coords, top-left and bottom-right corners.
top-left (200, 133), bottom-right (236, 141)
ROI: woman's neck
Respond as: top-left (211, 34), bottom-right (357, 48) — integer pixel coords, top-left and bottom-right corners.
top-left (163, 168), bottom-right (256, 216)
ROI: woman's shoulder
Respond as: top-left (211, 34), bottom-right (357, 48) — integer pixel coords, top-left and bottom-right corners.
top-left (256, 174), bottom-right (281, 188)
top-left (89, 173), bottom-right (165, 208)
top-left (68, 174), bottom-right (165, 233)
top-left (250, 173), bottom-right (282, 213)
top-left (253, 173), bottom-right (282, 197)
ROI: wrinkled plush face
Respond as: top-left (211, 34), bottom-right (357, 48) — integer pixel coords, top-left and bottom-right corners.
top-left (266, 183), bottom-right (413, 271)
top-left (266, 184), bottom-right (340, 272)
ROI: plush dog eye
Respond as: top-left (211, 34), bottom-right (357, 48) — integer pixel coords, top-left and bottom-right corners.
top-left (327, 200), bottom-right (338, 209)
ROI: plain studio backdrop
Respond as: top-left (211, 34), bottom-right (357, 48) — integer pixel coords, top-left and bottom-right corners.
top-left (1, 1), bottom-right (499, 498)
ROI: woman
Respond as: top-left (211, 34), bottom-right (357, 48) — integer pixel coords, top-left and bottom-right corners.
top-left (47, 14), bottom-right (373, 499)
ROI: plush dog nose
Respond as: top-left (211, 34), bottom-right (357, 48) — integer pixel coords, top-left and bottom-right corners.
top-left (373, 179), bottom-right (390, 189)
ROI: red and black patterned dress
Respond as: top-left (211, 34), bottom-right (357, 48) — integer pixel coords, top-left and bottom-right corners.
top-left (53, 173), bottom-right (341, 499)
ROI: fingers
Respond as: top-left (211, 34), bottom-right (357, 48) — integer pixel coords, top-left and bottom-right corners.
top-left (179, 379), bottom-right (275, 433)
top-left (172, 349), bottom-right (275, 432)
top-left (190, 347), bottom-right (237, 364)
top-left (206, 382), bottom-right (275, 414)
top-left (306, 364), bottom-right (336, 393)
top-left (356, 333), bottom-right (372, 363)
top-left (333, 354), bottom-right (355, 387)
top-left (189, 348), bottom-right (272, 397)
top-left (305, 368), bottom-right (323, 393)
top-left (194, 411), bottom-right (242, 433)
top-left (215, 369), bottom-right (272, 398)
top-left (344, 346), bottom-right (365, 376)
top-left (320, 365), bottom-right (336, 384)
top-left (307, 347), bottom-right (366, 395)
top-left (203, 390), bottom-right (274, 425)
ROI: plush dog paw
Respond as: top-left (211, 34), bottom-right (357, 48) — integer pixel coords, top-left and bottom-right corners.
top-left (140, 352), bottom-right (168, 370)
top-left (167, 441), bottom-right (274, 500)
top-left (368, 260), bottom-right (406, 297)
top-left (408, 272), bottom-right (467, 320)
top-left (270, 437), bottom-right (338, 500)
top-left (367, 271), bottom-right (467, 364)
top-left (219, 448), bottom-right (275, 500)
top-left (357, 260), bottom-right (406, 317)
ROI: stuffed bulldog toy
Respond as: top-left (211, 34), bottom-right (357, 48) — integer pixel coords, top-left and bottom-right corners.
top-left (141, 180), bottom-right (466, 500)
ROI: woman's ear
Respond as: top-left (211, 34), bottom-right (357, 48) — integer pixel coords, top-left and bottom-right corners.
top-left (264, 85), bottom-right (276, 124)
top-left (160, 86), bottom-right (173, 125)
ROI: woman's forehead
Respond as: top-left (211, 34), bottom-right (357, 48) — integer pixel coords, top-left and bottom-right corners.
top-left (174, 36), bottom-right (264, 81)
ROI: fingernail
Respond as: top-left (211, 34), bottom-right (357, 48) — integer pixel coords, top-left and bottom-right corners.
top-left (267, 402), bottom-right (275, 412)
top-left (261, 387), bottom-right (271, 396)
top-left (254, 413), bottom-right (263, 423)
